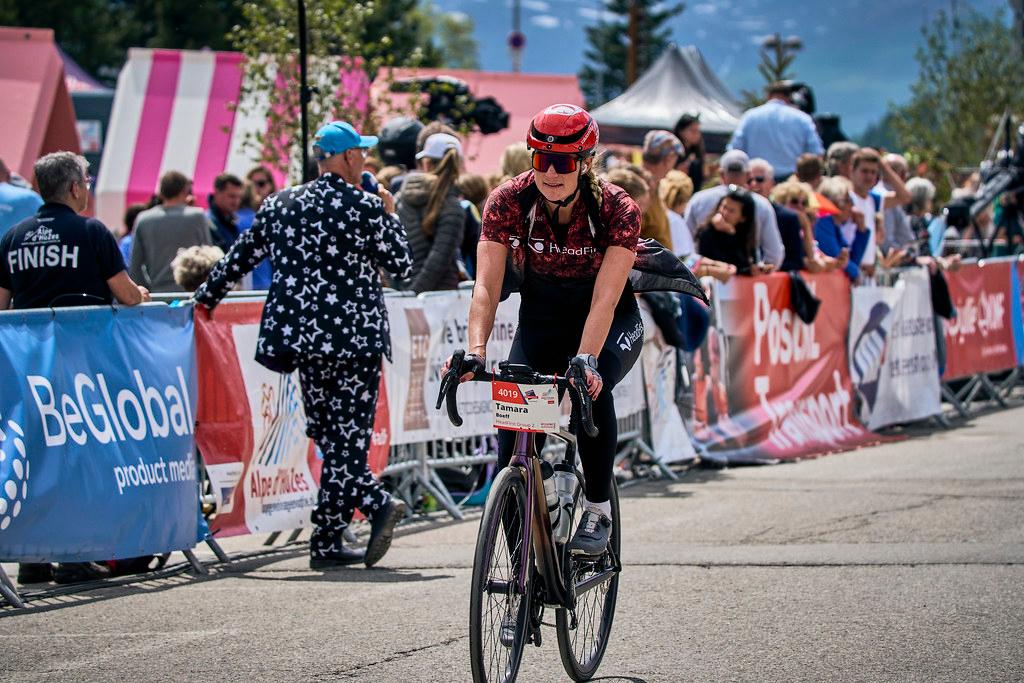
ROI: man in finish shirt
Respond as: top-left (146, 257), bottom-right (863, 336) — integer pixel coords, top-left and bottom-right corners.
top-left (0, 152), bottom-right (149, 311)
top-left (0, 151), bottom-right (150, 586)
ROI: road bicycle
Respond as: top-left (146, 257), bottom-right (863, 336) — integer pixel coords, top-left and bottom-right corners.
top-left (436, 350), bottom-right (621, 683)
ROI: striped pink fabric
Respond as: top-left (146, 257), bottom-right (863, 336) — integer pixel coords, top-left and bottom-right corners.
top-left (124, 50), bottom-right (182, 208)
top-left (192, 52), bottom-right (244, 206)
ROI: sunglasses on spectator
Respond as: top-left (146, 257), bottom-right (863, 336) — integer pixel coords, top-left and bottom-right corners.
top-left (253, 178), bottom-right (272, 188)
top-left (532, 152), bottom-right (580, 174)
top-left (787, 198), bottom-right (808, 208)
top-left (749, 176), bottom-right (767, 184)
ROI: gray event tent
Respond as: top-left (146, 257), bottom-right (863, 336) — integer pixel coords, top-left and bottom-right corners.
top-left (591, 44), bottom-right (743, 153)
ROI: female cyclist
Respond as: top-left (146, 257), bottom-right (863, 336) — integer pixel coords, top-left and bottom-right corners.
top-left (445, 104), bottom-right (643, 556)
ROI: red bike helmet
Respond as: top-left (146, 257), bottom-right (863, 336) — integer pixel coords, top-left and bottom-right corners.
top-left (527, 104), bottom-right (599, 156)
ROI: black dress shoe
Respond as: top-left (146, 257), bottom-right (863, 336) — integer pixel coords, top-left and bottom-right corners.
top-left (310, 546), bottom-right (365, 569)
top-left (17, 562), bottom-right (54, 584)
top-left (53, 562), bottom-right (112, 585)
top-left (365, 499), bottom-right (407, 568)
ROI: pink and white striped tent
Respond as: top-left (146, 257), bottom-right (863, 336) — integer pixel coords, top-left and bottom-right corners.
top-left (96, 49), bottom-right (266, 230)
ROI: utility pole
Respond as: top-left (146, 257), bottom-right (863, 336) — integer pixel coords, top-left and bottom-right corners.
top-left (508, 0), bottom-right (525, 72)
top-left (297, 0), bottom-right (312, 182)
top-left (1011, 0), bottom-right (1024, 58)
top-left (627, 0), bottom-right (639, 85)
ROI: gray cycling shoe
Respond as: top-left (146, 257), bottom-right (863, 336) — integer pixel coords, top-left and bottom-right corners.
top-left (568, 509), bottom-right (612, 557)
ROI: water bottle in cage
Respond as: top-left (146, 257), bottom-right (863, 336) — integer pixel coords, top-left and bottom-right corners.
top-left (551, 463), bottom-right (577, 544)
top-left (541, 460), bottom-right (558, 520)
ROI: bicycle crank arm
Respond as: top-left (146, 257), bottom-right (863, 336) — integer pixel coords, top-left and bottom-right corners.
top-left (573, 566), bottom-right (618, 597)
top-left (484, 579), bottom-right (523, 595)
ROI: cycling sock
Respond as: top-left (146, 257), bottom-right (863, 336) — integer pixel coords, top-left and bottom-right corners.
top-left (584, 497), bottom-right (611, 519)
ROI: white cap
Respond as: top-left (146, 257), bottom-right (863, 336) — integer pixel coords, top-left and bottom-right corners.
top-left (415, 133), bottom-right (463, 161)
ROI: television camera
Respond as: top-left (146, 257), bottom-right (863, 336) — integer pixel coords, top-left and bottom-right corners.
top-left (943, 115), bottom-right (1024, 233)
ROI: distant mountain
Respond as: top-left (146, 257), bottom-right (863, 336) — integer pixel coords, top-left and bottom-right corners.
top-left (433, 0), bottom-right (1005, 137)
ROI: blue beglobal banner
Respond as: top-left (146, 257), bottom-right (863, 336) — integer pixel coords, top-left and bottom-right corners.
top-left (0, 304), bottom-right (200, 562)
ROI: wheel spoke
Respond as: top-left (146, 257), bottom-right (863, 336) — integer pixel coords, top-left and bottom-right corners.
top-left (474, 476), bottom-right (528, 683)
top-left (557, 484), bottom-right (620, 679)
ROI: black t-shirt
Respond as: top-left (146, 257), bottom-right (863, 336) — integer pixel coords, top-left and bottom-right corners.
top-left (0, 203), bottom-right (125, 309)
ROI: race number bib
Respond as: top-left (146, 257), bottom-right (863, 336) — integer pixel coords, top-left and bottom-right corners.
top-left (491, 381), bottom-right (560, 433)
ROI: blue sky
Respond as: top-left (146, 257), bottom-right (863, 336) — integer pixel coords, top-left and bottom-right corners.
top-left (432, 0), bottom-right (1007, 136)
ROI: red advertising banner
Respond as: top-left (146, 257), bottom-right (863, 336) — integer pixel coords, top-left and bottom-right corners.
top-left (194, 301), bottom-right (389, 537)
top-left (942, 261), bottom-right (1017, 380)
top-left (686, 272), bottom-right (878, 463)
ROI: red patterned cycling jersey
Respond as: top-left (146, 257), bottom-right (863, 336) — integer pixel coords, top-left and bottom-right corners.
top-left (480, 171), bottom-right (641, 280)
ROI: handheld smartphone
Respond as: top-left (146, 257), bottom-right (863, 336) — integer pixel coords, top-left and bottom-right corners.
top-left (361, 171), bottom-right (379, 194)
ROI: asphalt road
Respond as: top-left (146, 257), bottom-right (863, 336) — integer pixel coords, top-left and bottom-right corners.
top-left (2, 406), bottom-right (1023, 682)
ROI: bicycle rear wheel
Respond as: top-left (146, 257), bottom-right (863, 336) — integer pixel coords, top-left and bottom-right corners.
top-left (555, 479), bottom-right (621, 681)
top-left (469, 466), bottom-right (533, 683)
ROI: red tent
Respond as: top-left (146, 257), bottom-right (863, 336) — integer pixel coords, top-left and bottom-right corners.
top-left (0, 27), bottom-right (80, 181)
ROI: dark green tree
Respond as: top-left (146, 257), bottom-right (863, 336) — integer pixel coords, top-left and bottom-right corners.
top-left (132, 0), bottom-right (243, 52)
top-left (857, 112), bottom-right (900, 151)
top-left (893, 7), bottom-right (1024, 167)
top-left (363, 0), bottom-right (441, 69)
top-left (579, 0), bottom-right (685, 107)
top-left (739, 33), bottom-right (803, 109)
top-left (412, 3), bottom-right (480, 69)
top-left (0, 0), bottom-right (138, 83)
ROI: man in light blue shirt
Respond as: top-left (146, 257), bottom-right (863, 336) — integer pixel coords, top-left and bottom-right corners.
top-left (729, 83), bottom-right (824, 181)
top-left (0, 158), bottom-right (43, 235)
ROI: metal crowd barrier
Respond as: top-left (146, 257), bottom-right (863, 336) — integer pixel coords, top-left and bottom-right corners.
top-left (157, 288), bottom-right (674, 524)
top-left (868, 260), bottom-right (1024, 420)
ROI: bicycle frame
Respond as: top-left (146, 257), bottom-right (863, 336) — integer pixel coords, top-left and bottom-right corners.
top-left (440, 351), bottom-right (619, 612)
top-left (498, 425), bottom-right (619, 611)
top-left (512, 428), bottom-right (568, 607)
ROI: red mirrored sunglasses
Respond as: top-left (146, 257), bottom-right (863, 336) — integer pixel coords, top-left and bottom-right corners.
top-left (532, 151), bottom-right (580, 174)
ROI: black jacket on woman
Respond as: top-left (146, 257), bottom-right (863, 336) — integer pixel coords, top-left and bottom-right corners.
top-left (395, 172), bottom-right (465, 293)
top-left (696, 224), bottom-right (755, 274)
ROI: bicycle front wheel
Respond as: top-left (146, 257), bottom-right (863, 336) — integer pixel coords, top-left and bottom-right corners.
top-left (555, 479), bottom-right (621, 681)
top-left (469, 465), bottom-right (533, 683)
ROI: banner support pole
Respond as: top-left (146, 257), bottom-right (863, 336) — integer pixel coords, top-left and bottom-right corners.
top-left (0, 565), bottom-right (24, 609)
top-left (941, 383), bottom-right (968, 417)
top-left (205, 537), bottom-right (230, 564)
top-left (182, 549), bottom-right (208, 575)
top-left (976, 374), bottom-right (1008, 407)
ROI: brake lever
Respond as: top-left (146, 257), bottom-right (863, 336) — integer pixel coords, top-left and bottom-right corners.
top-left (435, 349), bottom-right (466, 426)
top-left (568, 359), bottom-right (599, 438)
top-left (435, 349), bottom-right (465, 410)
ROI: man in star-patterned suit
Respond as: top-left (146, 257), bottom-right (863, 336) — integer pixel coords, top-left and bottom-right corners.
top-left (195, 121), bottom-right (414, 569)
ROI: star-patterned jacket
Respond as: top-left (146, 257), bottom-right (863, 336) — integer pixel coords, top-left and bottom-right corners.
top-left (194, 173), bottom-right (414, 373)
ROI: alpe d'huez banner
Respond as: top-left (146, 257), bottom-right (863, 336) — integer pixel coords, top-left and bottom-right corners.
top-left (0, 306), bottom-right (200, 562)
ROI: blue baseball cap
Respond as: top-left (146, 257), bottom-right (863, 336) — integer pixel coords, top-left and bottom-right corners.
top-left (312, 121), bottom-right (379, 159)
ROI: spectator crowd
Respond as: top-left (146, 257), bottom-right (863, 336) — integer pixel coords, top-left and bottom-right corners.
top-left (0, 79), bottom-right (1019, 582)
top-left (4, 79), bottom-right (1015, 322)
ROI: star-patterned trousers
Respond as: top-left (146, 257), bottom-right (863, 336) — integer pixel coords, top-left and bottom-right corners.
top-left (297, 353), bottom-right (390, 558)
